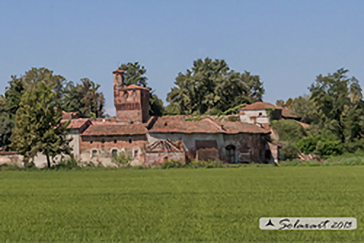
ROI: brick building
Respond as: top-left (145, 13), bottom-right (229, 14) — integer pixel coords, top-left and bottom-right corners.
top-left (30, 69), bottom-right (277, 167)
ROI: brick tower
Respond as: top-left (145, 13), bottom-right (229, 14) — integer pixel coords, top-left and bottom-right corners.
top-left (113, 69), bottom-right (150, 123)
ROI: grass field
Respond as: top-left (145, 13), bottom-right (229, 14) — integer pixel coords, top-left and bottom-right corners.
top-left (0, 166), bottom-right (363, 241)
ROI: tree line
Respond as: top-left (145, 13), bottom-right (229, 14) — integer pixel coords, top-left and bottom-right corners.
top-left (0, 58), bottom-right (265, 166)
top-left (273, 68), bottom-right (364, 159)
top-left (1, 57), bottom-right (362, 165)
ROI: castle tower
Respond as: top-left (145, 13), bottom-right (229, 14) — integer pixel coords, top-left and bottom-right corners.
top-left (113, 69), bottom-right (150, 123)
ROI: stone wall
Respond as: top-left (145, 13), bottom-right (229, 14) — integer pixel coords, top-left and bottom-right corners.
top-left (0, 152), bottom-right (23, 166)
top-left (80, 135), bottom-right (147, 166)
top-left (147, 133), bottom-right (268, 163)
top-left (144, 152), bottom-right (185, 166)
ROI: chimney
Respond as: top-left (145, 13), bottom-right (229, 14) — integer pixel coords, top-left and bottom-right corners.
top-left (113, 69), bottom-right (125, 87)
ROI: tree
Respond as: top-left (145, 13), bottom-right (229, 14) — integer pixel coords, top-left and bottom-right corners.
top-left (0, 95), bottom-right (12, 150)
top-left (276, 95), bottom-right (320, 124)
top-left (166, 58), bottom-right (264, 115)
top-left (11, 81), bottom-right (72, 167)
top-left (63, 78), bottom-right (105, 118)
top-left (309, 68), bottom-right (364, 143)
top-left (118, 62), bottom-right (164, 116)
top-left (1, 68), bottom-right (67, 151)
top-left (270, 119), bottom-right (306, 142)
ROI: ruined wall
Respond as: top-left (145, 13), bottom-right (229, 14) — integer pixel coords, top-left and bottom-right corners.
top-left (148, 133), bottom-right (268, 163)
top-left (240, 110), bottom-right (270, 124)
top-left (80, 135), bottom-right (147, 166)
top-left (0, 152), bottom-right (23, 166)
top-left (144, 152), bottom-right (185, 166)
top-left (240, 109), bottom-right (282, 124)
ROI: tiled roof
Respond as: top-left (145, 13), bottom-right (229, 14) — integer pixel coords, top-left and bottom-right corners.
top-left (81, 123), bottom-right (147, 136)
top-left (122, 84), bottom-right (150, 91)
top-left (217, 120), bottom-right (270, 134)
top-left (62, 111), bottom-right (81, 120)
top-left (148, 116), bottom-right (269, 134)
top-left (281, 108), bottom-right (298, 119)
top-left (61, 119), bottom-right (90, 130)
top-left (241, 102), bottom-right (277, 110)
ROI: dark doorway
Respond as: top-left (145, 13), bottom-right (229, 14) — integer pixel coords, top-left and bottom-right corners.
top-left (225, 145), bottom-right (236, 163)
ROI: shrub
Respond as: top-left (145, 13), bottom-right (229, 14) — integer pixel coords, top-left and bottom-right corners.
top-left (112, 152), bottom-right (132, 166)
top-left (280, 143), bottom-right (300, 161)
top-left (54, 157), bottom-right (80, 169)
top-left (271, 119), bottom-right (306, 142)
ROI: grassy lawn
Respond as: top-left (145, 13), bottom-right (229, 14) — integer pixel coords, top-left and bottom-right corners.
top-left (0, 166), bottom-right (363, 241)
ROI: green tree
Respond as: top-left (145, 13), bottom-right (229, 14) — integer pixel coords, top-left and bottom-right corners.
top-left (118, 62), bottom-right (164, 116)
top-left (1, 68), bottom-right (67, 151)
top-left (11, 81), bottom-right (72, 167)
top-left (309, 68), bottom-right (364, 143)
top-left (0, 95), bottom-right (12, 150)
top-left (271, 119), bottom-right (306, 142)
top-left (166, 58), bottom-right (264, 115)
top-left (63, 78), bottom-right (105, 118)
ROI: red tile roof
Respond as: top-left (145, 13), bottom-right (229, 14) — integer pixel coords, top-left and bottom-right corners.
top-left (61, 119), bottom-right (90, 130)
top-left (62, 111), bottom-right (81, 120)
top-left (241, 102), bottom-right (277, 110)
top-left (219, 121), bottom-right (270, 134)
top-left (122, 84), bottom-right (150, 91)
top-left (280, 108), bottom-right (298, 119)
top-left (81, 123), bottom-right (147, 136)
top-left (148, 116), bottom-right (269, 134)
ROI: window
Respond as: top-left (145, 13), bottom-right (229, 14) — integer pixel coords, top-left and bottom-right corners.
top-left (91, 150), bottom-right (98, 158)
top-left (129, 137), bottom-right (132, 144)
top-left (225, 145), bottom-right (236, 163)
top-left (90, 141), bottom-right (93, 144)
top-left (134, 150), bottom-right (138, 158)
top-left (258, 112), bottom-right (262, 116)
top-left (123, 91), bottom-right (128, 98)
top-left (132, 90), bottom-right (136, 97)
top-left (101, 139), bottom-right (105, 143)
top-left (112, 149), bottom-right (118, 158)
top-left (114, 140), bottom-right (117, 144)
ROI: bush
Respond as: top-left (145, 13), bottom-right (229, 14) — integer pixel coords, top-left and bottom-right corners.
top-left (296, 135), bottom-right (343, 157)
top-left (296, 135), bottom-right (321, 154)
top-left (112, 152), bottom-right (132, 166)
top-left (280, 143), bottom-right (300, 160)
top-left (271, 119), bottom-right (306, 142)
top-left (54, 157), bottom-right (80, 169)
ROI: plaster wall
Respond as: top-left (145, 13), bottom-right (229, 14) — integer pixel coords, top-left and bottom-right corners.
top-left (240, 110), bottom-right (270, 124)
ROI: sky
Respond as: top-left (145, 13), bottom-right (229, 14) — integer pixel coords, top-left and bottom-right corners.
top-left (0, 0), bottom-right (363, 116)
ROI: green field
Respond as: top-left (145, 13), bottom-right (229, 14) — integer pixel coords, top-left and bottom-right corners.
top-left (0, 166), bottom-right (363, 241)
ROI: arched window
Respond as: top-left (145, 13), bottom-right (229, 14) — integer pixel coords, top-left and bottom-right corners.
top-left (112, 149), bottom-right (118, 158)
top-left (91, 150), bottom-right (98, 158)
top-left (225, 145), bottom-right (236, 163)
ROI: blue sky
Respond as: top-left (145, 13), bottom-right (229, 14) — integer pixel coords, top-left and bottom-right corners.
top-left (0, 0), bottom-right (363, 115)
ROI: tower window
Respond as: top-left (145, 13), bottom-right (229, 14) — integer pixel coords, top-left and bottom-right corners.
top-left (101, 139), bottom-right (105, 143)
top-left (90, 141), bottom-right (93, 144)
top-left (123, 92), bottom-right (128, 98)
top-left (129, 137), bottom-right (132, 143)
top-left (114, 140), bottom-right (117, 143)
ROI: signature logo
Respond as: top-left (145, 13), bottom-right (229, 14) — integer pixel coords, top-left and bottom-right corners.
top-left (260, 217), bottom-right (356, 230)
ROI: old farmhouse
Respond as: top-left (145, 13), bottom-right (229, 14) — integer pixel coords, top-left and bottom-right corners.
top-left (3, 69), bottom-right (306, 167)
